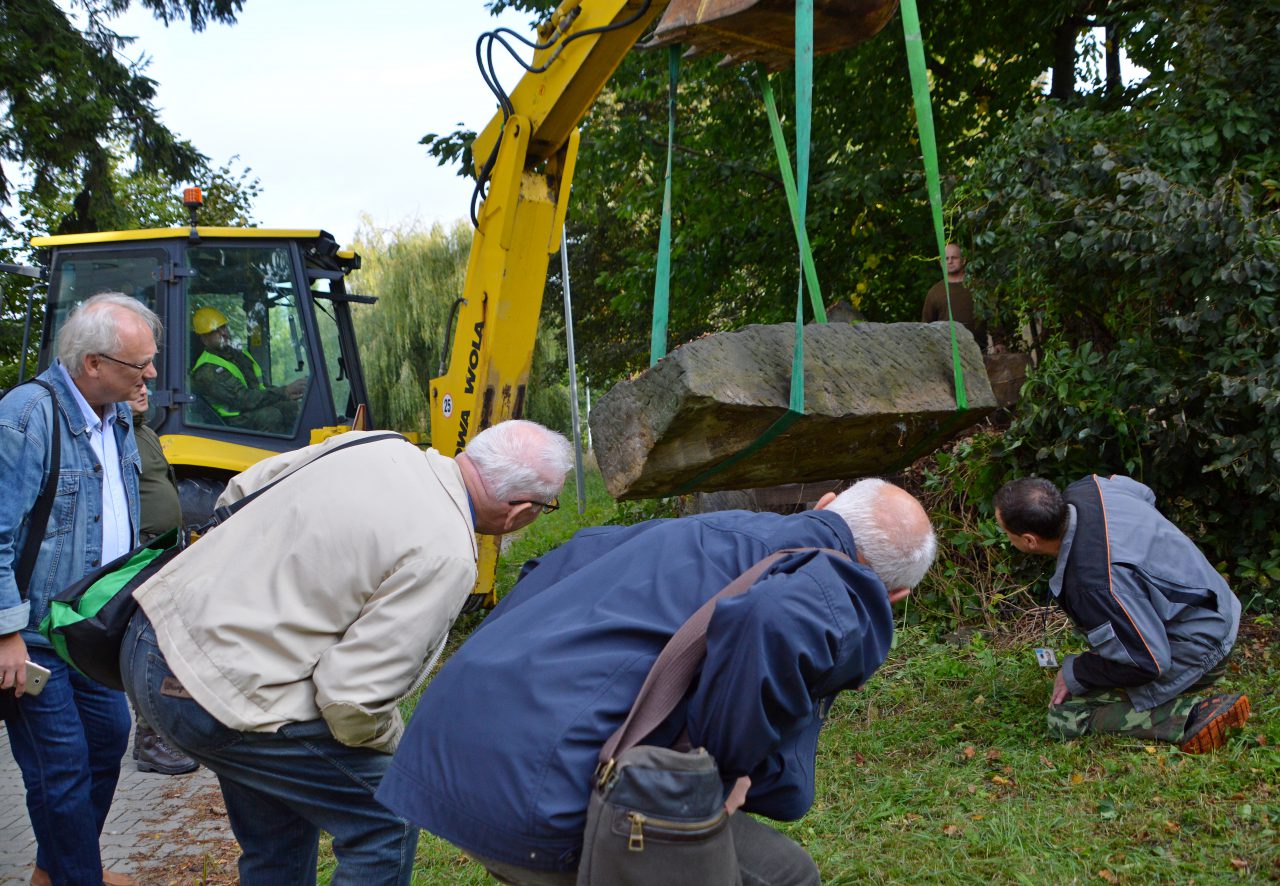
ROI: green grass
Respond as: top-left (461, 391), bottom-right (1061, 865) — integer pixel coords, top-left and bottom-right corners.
top-left (360, 464), bottom-right (1280, 884)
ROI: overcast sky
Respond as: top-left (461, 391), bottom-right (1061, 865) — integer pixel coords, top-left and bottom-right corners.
top-left (112, 1), bottom-right (533, 247)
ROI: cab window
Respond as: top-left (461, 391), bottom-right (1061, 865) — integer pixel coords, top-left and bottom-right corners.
top-left (43, 250), bottom-right (166, 385)
top-left (184, 245), bottom-right (311, 437)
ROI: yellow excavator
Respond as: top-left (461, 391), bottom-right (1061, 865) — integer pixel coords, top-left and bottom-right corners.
top-left (6, 188), bottom-right (391, 527)
top-left (428, 0), bottom-right (900, 605)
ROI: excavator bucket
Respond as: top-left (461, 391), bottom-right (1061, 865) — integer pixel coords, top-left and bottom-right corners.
top-left (645, 0), bottom-right (900, 69)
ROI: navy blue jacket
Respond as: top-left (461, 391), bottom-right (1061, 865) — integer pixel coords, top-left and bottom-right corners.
top-left (378, 509), bottom-right (895, 872)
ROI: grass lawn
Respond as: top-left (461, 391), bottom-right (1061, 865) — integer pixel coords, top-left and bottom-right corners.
top-left (374, 465), bottom-right (1280, 884)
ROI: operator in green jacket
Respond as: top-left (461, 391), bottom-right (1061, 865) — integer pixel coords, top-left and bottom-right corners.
top-left (189, 307), bottom-right (305, 433)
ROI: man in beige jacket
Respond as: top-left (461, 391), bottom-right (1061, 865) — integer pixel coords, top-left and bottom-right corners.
top-left (119, 420), bottom-right (573, 886)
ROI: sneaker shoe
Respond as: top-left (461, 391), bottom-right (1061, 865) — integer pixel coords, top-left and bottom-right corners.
top-left (133, 724), bottom-right (199, 775)
top-left (1179, 693), bottom-right (1250, 753)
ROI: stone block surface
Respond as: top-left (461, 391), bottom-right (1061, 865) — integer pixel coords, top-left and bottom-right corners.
top-left (590, 321), bottom-right (996, 499)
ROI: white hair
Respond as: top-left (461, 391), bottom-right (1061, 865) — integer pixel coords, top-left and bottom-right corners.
top-left (824, 478), bottom-right (937, 590)
top-left (464, 419), bottom-right (574, 501)
top-left (58, 292), bottom-right (162, 376)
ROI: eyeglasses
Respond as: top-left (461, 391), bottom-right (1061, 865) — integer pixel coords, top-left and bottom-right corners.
top-left (96, 353), bottom-right (155, 372)
top-left (508, 497), bottom-right (560, 513)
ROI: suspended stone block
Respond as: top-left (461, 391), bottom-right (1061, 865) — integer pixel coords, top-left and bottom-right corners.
top-left (590, 321), bottom-right (996, 500)
top-left (644, 0), bottom-right (901, 71)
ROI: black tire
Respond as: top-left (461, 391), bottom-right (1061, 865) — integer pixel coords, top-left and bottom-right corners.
top-left (177, 476), bottom-right (228, 530)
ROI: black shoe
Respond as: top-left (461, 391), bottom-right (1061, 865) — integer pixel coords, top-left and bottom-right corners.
top-left (1179, 694), bottom-right (1250, 754)
top-left (133, 724), bottom-right (199, 774)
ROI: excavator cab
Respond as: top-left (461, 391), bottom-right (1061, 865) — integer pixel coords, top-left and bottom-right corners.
top-left (28, 227), bottom-right (376, 523)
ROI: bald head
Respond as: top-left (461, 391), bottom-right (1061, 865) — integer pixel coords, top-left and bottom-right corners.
top-left (823, 479), bottom-right (936, 591)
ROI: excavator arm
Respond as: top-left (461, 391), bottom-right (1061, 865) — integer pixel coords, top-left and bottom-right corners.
top-left (433, 0), bottom-right (898, 606)
top-left (429, 0), bottom-right (671, 607)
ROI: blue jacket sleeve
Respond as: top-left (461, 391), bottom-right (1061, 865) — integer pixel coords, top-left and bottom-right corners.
top-left (493, 520), bottom-right (669, 621)
top-left (0, 396), bottom-right (48, 633)
top-left (684, 552), bottom-right (893, 821)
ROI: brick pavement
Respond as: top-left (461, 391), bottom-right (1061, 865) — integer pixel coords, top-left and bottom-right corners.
top-left (0, 723), bottom-right (235, 885)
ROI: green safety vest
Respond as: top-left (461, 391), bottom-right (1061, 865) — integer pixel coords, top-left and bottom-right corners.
top-left (191, 349), bottom-right (265, 417)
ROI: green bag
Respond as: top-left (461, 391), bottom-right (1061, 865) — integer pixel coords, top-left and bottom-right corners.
top-left (39, 527), bottom-right (183, 691)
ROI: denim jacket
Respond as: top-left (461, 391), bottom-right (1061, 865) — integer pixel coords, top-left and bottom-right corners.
top-left (0, 363), bottom-right (141, 644)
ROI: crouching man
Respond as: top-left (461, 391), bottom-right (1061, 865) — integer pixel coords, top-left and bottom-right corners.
top-left (377, 478), bottom-right (936, 886)
top-left (994, 475), bottom-right (1249, 752)
top-left (121, 421), bottom-right (573, 885)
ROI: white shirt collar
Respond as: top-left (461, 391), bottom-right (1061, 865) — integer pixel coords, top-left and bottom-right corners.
top-left (56, 361), bottom-right (118, 432)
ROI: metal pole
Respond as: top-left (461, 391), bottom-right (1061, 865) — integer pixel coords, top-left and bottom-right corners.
top-left (560, 226), bottom-right (587, 515)
top-left (585, 376), bottom-right (592, 450)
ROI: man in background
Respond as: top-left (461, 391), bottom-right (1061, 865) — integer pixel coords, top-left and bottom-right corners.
top-left (922, 243), bottom-right (997, 352)
top-left (127, 385), bottom-right (198, 776)
top-left (189, 306), bottom-right (305, 432)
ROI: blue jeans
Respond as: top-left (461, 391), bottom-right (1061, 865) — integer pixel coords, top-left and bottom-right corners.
top-left (2, 645), bottom-right (131, 886)
top-left (121, 613), bottom-right (418, 886)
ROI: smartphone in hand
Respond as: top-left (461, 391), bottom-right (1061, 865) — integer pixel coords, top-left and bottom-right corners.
top-left (24, 660), bottom-right (51, 696)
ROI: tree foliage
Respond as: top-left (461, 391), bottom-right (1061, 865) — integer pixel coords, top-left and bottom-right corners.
top-left (349, 220), bottom-right (574, 439)
top-left (957, 0), bottom-right (1280, 603)
top-left (0, 148), bottom-right (260, 389)
top-left (0, 0), bottom-right (244, 235)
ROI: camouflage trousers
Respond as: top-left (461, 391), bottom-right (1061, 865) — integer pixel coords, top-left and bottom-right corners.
top-left (1046, 661), bottom-right (1225, 743)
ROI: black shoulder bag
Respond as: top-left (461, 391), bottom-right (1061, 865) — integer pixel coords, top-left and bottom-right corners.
top-left (576, 547), bottom-right (848, 886)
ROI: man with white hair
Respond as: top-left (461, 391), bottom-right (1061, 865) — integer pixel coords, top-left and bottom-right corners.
top-left (379, 478), bottom-right (936, 886)
top-left (1, 291), bottom-right (158, 886)
top-left (120, 420), bottom-right (573, 886)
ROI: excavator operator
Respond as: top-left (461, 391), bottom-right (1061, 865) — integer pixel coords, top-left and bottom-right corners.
top-left (189, 307), bottom-right (306, 434)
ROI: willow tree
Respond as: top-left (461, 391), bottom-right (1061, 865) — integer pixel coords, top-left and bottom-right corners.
top-left (349, 220), bottom-right (574, 439)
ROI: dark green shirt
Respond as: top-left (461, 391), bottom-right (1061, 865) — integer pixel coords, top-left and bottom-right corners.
top-left (133, 414), bottom-right (182, 541)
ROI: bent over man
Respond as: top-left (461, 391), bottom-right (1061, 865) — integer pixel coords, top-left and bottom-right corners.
top-left (121, 421), bottom-right (573, 886)
top-left (1, 292), bottom-right (158, 886)
top-left (994, 475), bottom-right (1249, 752)
top-left (378, 478), bottom-right (936, 886)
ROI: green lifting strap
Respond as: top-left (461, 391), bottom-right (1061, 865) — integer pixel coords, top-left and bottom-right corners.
top-left (900, 0), bottom-right (967, 411)
top-left (675, 2), bottom-right (819, 495)
top-left (649, 45), bottom-right (681, 367)
top-left (760, 73), bottom-right (811, 415)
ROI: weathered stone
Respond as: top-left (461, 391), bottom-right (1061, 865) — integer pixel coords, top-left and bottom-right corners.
top-left (590, 321), bottom-right (997, 499)
top-left (984, 351), bottom-right (1031, 408)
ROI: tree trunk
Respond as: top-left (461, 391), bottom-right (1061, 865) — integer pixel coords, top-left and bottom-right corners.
top-left (1105, 22), bottom-right (1122, 97)
top-left (1050, 19), bottom-right (1078, 100)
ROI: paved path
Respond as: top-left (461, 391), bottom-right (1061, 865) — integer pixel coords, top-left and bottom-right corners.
top-left (1, 723), bottom-right (235, 885)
